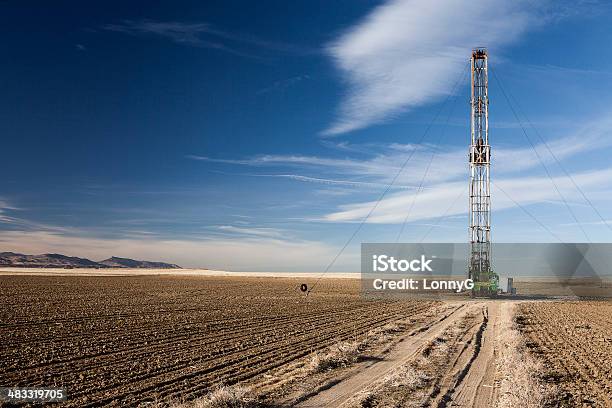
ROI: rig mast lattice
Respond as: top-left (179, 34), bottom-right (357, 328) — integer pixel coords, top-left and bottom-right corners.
top-left (469, 48), bottom-right (498, 296)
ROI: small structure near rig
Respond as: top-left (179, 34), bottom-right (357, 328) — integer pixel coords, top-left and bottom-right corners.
top-left (468, 48), bottom-right (499, 297)
top-left (507, 277), bottom-right (516, 295)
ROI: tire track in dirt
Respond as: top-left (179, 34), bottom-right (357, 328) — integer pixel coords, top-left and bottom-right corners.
top-left (292, 301), bottom-right (514, 408)
top-left (434, 301), bottom-right (506, 408)
top-left (434, 306), bottom-right (488, 407)
top-left (293, 302), bottom-right (472, 408)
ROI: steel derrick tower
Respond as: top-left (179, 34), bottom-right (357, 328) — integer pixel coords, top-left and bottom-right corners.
top-left (469, 48), bottom-right (498, 296)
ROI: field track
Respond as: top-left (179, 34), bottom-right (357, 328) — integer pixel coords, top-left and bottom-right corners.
top-left (296, 302), bottom-right (469, 407)
top-left (295, 301), bottom-right (509, 408)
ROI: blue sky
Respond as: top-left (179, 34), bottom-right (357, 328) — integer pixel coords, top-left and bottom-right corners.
top-left (2, 0), bottom-right (612, 270)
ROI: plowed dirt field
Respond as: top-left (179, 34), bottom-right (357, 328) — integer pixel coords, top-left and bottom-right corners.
top-left (0, 275), bottom-right (438, 406)
top-left (516, 301), bottom-right (612, 407)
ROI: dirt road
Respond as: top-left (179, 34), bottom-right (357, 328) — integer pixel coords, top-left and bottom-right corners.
top-left (437, 301), bottom-right (502, 407)
top-left (296, 301), bottom-right (512, 408)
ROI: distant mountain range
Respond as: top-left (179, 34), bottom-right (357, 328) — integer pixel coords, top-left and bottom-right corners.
top-left (0, 252), bottom-right (181, 269)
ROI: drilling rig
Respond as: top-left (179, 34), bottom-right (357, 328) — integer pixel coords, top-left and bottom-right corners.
top-left (468, 48), bottom-right (499, 296)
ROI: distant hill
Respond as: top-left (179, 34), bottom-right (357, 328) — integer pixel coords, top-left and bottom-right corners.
top-left (0, 252), bottom-right (102, 268)
top-left (99, 256), bottom-right (181, 269)
top-left (0, 252), bottom-right (181, 269)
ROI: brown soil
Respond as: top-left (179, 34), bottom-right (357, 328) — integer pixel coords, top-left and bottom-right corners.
top-left (516, 301), bottom-right (612, 407)
top-left (0, 275), bottom-right (438, 407)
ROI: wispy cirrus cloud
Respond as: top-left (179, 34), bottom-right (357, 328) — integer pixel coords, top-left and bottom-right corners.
top-left (256, 75), bottom-right (311, 95)
top-left (0, 198), bottom-right (82, 235)
top-left (261, 174), bottom-right (416, 190)
top-left (102, 19), bottom-right (316, 58)
top-left (325, 168), bottom-right (612, 224)
top-left (193, 113), bottom-right (612, 228)
top-left (190, 116), bottom-right (612, 187)
top-left (323, 0), bottom-right (541, 135)
top-left (217, 225), bottom-right (285, 239)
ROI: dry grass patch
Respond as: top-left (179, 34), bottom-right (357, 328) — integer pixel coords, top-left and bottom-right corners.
top-left (496, 311), bottom-right (557, 408)
top-left (309, 319), bottom-right (413, 373)
top-left (383, 363), bottom-right (430, 389)
top-left (357, 359), bottom-right (432, 408)
top-left (162, 385), bottom-right (257, 408)
top-left (309, 341), bottom-right (361, 372)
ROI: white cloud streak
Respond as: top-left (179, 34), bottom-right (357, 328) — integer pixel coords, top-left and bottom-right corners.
top-left (192, 117), bottom-right (612, 188)
top-left (324, 0), bottom-right (537, 135)
top-left (191, 110), bottom-right (612, 230)
top-left (217, 225), bottom-right (285, 238)
top-left (324, 168), bottom-right (612, 224)
top-left (255, 174), bottom-right (417, 190)
top-left (102, 20), bottom-right (315, 58)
